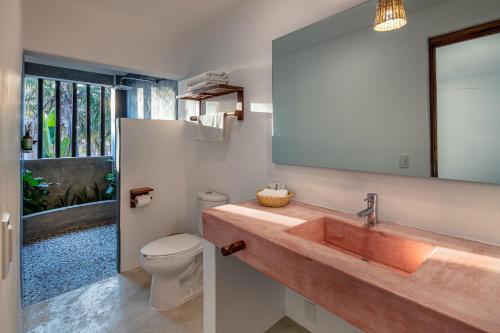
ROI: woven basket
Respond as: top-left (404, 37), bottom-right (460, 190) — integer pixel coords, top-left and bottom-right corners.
top-left (256, 189), bottom-right (294, 208)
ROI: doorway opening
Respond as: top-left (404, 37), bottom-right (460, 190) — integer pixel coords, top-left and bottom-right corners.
top-left (21, 64), bottom-right (119, 306)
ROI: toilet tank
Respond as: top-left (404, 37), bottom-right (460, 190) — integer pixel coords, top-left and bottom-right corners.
top-left (197, 191), bottom-right (228, 235)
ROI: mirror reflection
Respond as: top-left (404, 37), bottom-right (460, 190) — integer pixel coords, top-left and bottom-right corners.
top-left (272, 0), bottom-right (500, 185)
top-left (434, 32), bottom-right (500, 184)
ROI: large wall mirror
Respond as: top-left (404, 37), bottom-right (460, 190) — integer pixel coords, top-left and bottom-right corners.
top-left (272, 0), bottom-right (500, 184)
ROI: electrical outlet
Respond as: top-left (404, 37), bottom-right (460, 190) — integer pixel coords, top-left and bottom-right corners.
top-left (304, 300), bottom-right (316, 323)
top-left (398, 154), bottom-right (409, 169)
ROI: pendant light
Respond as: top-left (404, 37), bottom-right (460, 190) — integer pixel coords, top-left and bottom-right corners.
top-left (374, 0), bottom-right (407, 32)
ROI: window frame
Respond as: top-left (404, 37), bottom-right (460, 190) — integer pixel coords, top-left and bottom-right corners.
top-left (26, 76), bottom-right (112, 159)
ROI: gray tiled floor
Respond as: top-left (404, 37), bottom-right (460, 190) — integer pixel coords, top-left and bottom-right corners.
top-left (22, 223), bottom-right (118, 306)
top-left (23, 268), bottom-right (309, 333)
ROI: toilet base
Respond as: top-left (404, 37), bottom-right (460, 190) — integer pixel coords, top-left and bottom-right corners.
top-left (149, 276), bottom-right (203, 311)
top-left (149, 253), bottom-right (203, 311)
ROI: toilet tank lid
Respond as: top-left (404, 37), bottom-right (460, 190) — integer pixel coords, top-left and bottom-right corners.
top-left (141, 234), bottom-right (201, 257)
top-left (197, 191), bottom-right (227, 202)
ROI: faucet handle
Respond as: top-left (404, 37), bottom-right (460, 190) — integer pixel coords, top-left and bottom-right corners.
top-left (364, 193), bottom-right (377, 202)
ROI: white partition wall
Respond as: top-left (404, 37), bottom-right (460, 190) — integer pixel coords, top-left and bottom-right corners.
top-left (118, 119), bottom-right (194, 272)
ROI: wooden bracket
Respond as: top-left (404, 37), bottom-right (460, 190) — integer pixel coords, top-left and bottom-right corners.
top-left (235, 90), bottom-right (244, 120)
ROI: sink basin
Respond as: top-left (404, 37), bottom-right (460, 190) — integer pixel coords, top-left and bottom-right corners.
top-left (286, 217), bottom-right (436, 274)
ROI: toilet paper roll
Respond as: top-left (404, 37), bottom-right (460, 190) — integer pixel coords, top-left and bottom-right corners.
top-left (135, 194), bottom-right (152, 207)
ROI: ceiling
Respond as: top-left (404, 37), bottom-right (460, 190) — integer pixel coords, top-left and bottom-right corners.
top-left (22, 0), bottom-right (245, 77)
top-left (49, 0), bottom-right (245, 40)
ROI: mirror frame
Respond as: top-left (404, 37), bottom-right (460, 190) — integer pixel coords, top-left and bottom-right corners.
top-left (429, 19), bottom-right (500, 177)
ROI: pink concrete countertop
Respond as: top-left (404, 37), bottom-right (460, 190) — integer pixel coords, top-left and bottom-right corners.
top-left (202, 200), bottom-right (500, 333)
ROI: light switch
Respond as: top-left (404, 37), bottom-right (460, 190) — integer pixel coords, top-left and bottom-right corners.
top-left (398, 154), bottom-right (409, 169)
top-left (8, 225), bottom-right (13, 264)
top-left (1, 213), bottom-right (11, 280)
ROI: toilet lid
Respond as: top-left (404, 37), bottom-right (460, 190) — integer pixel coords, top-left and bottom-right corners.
top-left (141, 234), bottom-right (201, 257)
top-left (197, 191), bottom-right (227, 202)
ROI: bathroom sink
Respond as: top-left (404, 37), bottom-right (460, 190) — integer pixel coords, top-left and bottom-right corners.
top-left (286, 217), bottom-right (436, 274)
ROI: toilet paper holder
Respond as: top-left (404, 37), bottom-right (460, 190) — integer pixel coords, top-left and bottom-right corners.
top-left (130, 187), bottom-right (154, 208)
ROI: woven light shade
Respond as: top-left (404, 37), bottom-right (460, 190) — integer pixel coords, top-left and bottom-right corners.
top-left (374, 0), bottom-right (407, 32)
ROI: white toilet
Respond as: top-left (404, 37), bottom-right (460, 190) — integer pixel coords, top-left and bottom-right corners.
top-left (140, 191), bottom-right (228, 310)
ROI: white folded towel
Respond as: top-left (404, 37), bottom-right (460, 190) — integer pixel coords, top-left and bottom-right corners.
top-left (196, 113), bottom-right (228, 142)
top-left (186, 79), bottom-right (229, 93)
top-left (186, 71), bottom-right (228, 86)
top-left (267, 182), bottom-right (286, 190)
top-left (258, 189), bottom-right (289, 198)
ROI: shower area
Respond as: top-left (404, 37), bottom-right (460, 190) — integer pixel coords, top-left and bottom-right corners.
top-left (21, 69), bottom-right (118, 306)
top-left (20, 61), bottom-right (178, 306)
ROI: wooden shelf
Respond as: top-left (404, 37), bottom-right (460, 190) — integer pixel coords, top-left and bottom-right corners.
top-left (176, 84), bottom-right (243, 101)
top-left (177, 84), bottom-right (244, 121)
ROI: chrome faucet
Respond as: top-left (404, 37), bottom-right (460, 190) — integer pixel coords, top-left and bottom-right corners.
top-left (357, 193), bottom-right (378, 225)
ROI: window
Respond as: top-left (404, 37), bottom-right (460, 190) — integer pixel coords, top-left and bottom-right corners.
top-left (90, 86), bottom-right (102, 157)
top-left (104, 88), bottom-right (112, 156)
top-left (23, 77), bottom-right (39, 160)
top-left (76, 84), bottom-right (88, 157)
top-left (127, 79), bottom-right (177, 120)
top-left (60, 82), bottom-right (73, 157)
top-left (42, 80), bottom-right (56, 158)
top-left (23, 77), bottom-right (113, 159)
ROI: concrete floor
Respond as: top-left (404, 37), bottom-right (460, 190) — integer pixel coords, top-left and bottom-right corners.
top-left (23, 268), bottom-right (309, 333)
top-left (266, 317), bottom-right (310, 333)
top-left (22, 223), bottom-right (117, 306)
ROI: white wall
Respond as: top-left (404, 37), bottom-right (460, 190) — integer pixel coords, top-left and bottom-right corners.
top-left (181, 0), bottom-right (369, 225)
top-left (0, 0), bottom-right (22, 332)
top-left (286, 289), bottom-right (361, 333)
top-left (184, 0), bottom-right (500, 250)
top-left (438, 73), bottom-right (500, 184)
top-left (181, 0), bottom-right (500, 331)
top-left (203, 242), bottom-right (286, 333)
top-left (118, 119), bottom-right (195, 271)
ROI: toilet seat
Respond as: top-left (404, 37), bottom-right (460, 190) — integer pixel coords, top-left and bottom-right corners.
top-left (141, 234), bottom-right (201, 258)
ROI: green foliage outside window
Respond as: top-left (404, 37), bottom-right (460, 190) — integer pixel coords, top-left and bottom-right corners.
top-left (90, 86), bottom-right (102, 156)
top-left (22, 77), bottom-right (112, 159)
top-left (42, 80), bottom-right (56, 158)
top-left (60, 82), bottom-right (73, 157)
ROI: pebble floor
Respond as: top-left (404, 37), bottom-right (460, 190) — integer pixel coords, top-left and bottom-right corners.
top-left (22, 223), bottom-right (118, 306)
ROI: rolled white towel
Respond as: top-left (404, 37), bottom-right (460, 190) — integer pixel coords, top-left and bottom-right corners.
top-left (267, 182), bottom-right (286, 190)
top-left (258, 189), bottom-right (289, 198)
top-left (186, 79), bottom-right (228, 92)
top-left (186, 71), bottom-right (228, 86)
